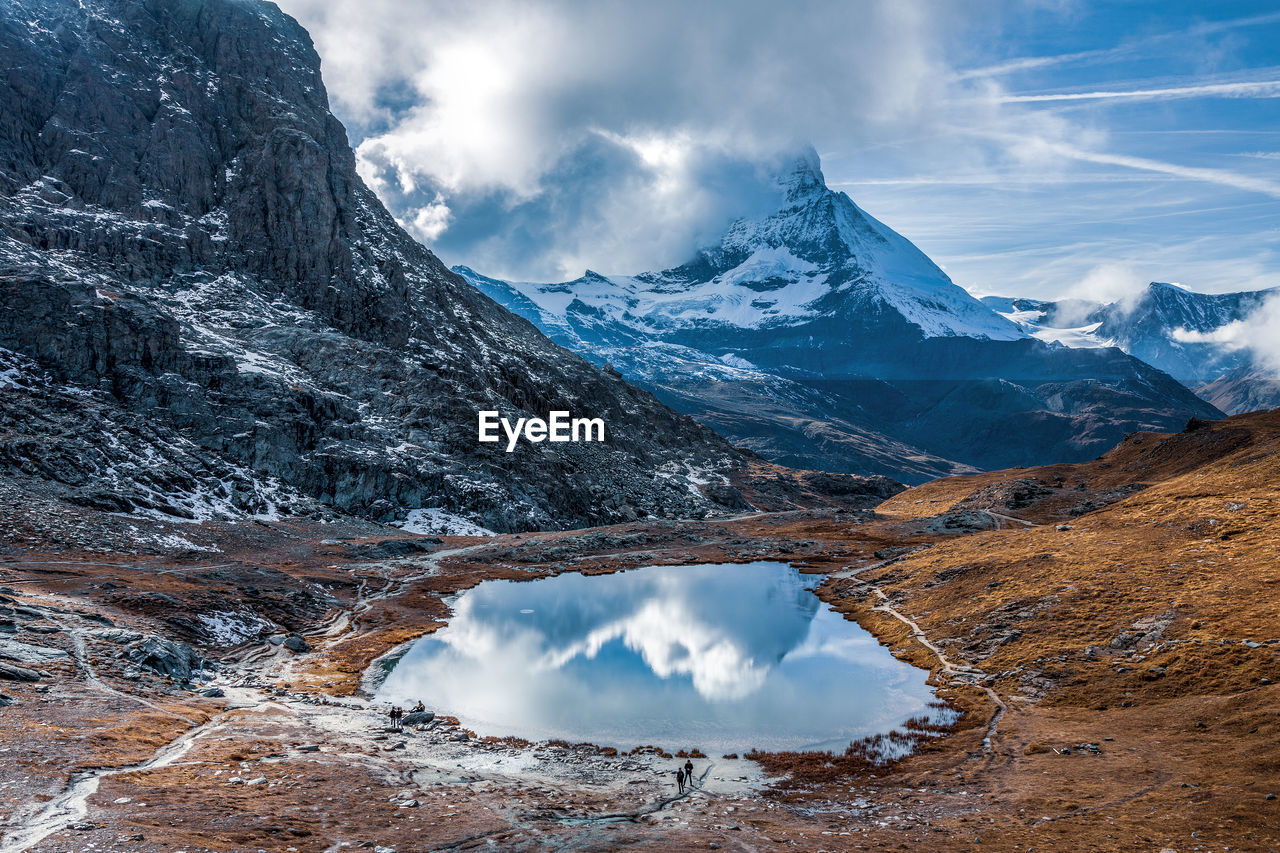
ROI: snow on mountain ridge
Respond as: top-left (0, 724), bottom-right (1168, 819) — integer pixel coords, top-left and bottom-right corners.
top-left (462, 148), bottom-right (1025, 342)
top-left (983, 281), bottom-right (1278, 384)
top-left (457, 151), bottom-right (1222, 482)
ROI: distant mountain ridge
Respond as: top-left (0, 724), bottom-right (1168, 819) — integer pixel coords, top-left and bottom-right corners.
top-left (983, 282), bottom-right (1279, 414)
top-left (458, 150), bottom-right (1222, 482)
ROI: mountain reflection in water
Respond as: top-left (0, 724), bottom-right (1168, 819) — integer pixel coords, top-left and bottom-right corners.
top-left (377, 561), bottom-right (937, 753)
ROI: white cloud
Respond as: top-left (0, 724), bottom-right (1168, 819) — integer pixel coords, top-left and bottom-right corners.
top-left (997, 78), bottom-right (1280, 104)
top-left (278, 0), bottom-right (1280, 296)
top-left (1173, 294), bottom-right (1280, 376)
top-left (1069, 263), bottom-right (1150, 305)
top-left (404, 194), bottom-right (453, 243)
top-left (280, 0), bottom-right (983, 279)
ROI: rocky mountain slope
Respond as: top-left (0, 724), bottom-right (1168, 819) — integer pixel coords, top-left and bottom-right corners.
top-left (0, 0), bottom-right (763, 532)
top-left (1197, 364), bottom-right (1280, 416)
top-left (461, 152), bottom-right (1222, 481)
top-left (983, 282), bottom-right (1279, 414)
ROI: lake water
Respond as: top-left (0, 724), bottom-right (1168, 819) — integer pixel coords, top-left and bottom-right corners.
top-left (376, 561), bottom-right (942, 754)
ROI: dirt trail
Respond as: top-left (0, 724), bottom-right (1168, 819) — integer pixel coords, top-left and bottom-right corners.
top-left (868, 589), bottom-right (1007, 752)
top-left (347, 542), bottom-right (492, 632)
top-left (832, 561), bottom-right (1006, 753)
top-left (987, 512), bottom-right (1035, 530)
top-left (0, 716), bottom-right (227, 853)
top-left (53, 615), bottom-right (200, 726)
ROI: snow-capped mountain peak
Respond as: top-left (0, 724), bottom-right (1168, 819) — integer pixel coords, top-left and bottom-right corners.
top-left (466, 148), bottom-right (1025, 348)
top-left (458, 148), bottom-right (1220, 482)
top-left (780, 146), bottom-right (827, 201)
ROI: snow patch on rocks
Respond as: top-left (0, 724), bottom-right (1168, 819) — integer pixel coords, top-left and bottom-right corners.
top-left (395, 508), bottom-right (495, 537)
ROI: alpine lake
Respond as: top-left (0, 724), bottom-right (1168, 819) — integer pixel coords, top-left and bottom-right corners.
top-left (376, 561), bottom-right (953, 755)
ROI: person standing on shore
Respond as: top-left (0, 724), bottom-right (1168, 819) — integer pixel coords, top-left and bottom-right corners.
top-left (676, 767), bottom-right (685, 794)
top-left (684, 758), bottom-right (695, 788)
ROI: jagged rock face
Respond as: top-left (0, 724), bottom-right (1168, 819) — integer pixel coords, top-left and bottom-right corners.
top-left (459, 154), bottom-right (1224, 481)
top-left (1088, 283), bottom-right (1271, 384)
top-left (984, 283), bottom-right (1276, 385)
top-left (0, 0), bottom-right (744, 531)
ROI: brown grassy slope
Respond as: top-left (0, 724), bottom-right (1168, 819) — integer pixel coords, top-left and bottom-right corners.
top-left (797, 409), bottom-right (1280, 850)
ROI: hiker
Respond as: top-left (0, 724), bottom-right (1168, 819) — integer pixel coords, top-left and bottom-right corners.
top-left (389, 706), bottom-right (401, 730)
top-left (684, 758), bottom-right (695, 788)
top-left (675, 767), bottom-right (685, 794)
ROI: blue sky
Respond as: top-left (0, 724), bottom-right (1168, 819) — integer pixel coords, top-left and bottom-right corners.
top-left (282, 0), bottom-right (1280, 302)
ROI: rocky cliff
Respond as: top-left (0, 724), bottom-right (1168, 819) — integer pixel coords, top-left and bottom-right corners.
top-left (0, 0), bottom-right (747, 531)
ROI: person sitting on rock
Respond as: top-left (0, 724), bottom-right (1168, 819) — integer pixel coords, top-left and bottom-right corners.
top-left (412, 700), bottom-right (425, 713)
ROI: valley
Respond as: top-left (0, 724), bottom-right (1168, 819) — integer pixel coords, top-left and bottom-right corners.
top-left (1, 411), bottom-right (1277, 851)
top-left (1, 1), bottom-right (1277, 850)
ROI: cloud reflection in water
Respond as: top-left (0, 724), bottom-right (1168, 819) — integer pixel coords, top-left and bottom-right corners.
top-left (378, 562), bottom-right (936, 753)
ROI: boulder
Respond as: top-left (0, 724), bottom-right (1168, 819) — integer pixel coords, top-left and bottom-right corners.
top-left (0, 638), bottom-right (70, 665)
top-left (124, 636), bottom-right (202, 680)
top-left (402, 711), bottom-right (434, 727)
top-left (923, 511), bottom-right (997, 535)
top-left (283, 634), bottom-right (310, 653)
top-left (94, 629), bottom-right (145, 644)
top-left (0, 662), bottom-right (41, 681)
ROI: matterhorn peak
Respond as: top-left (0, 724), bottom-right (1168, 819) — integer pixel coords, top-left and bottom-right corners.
top-left (780, 145), bottom-right (826, 200)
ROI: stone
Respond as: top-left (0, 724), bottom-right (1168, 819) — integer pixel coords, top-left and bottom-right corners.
top-left (0, 638), bottom-right (69, 665)
top-left (0, 662), bottom-right (41, 681)
top-left (402, 711), bottom-right (434, 727)
top-left (94, 629), bottom-right (145, 645)
top-left (124, 635), bottom-right (202, 680)
top-left (283, 634), bottom-right (310, 653)
top-left (923, 511), bottom-right (997, 535)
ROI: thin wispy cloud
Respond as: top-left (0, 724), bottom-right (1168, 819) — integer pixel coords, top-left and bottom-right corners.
top-left (997, 79), bottom-right (1280, 104)
top-left (1038, 141), bottom-right (1280, 199)
top-left (955, 10), bottom-right (1280, 81)
top-left (951, 48), bottom-right (1122, 81)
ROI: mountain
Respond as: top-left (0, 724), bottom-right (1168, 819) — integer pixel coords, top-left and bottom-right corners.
top-left (983, 282), bottom-right (1279, 414)
top-left (1196, 365), bottom-right (1280, 416)
top-left (459, 151), bottom-right (1222, 482)
top-left (0, 0), bottom-right (757, 532)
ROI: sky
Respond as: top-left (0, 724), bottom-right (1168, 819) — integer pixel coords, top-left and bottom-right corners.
top-left (280, 0), bottom-right (1280, 303)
